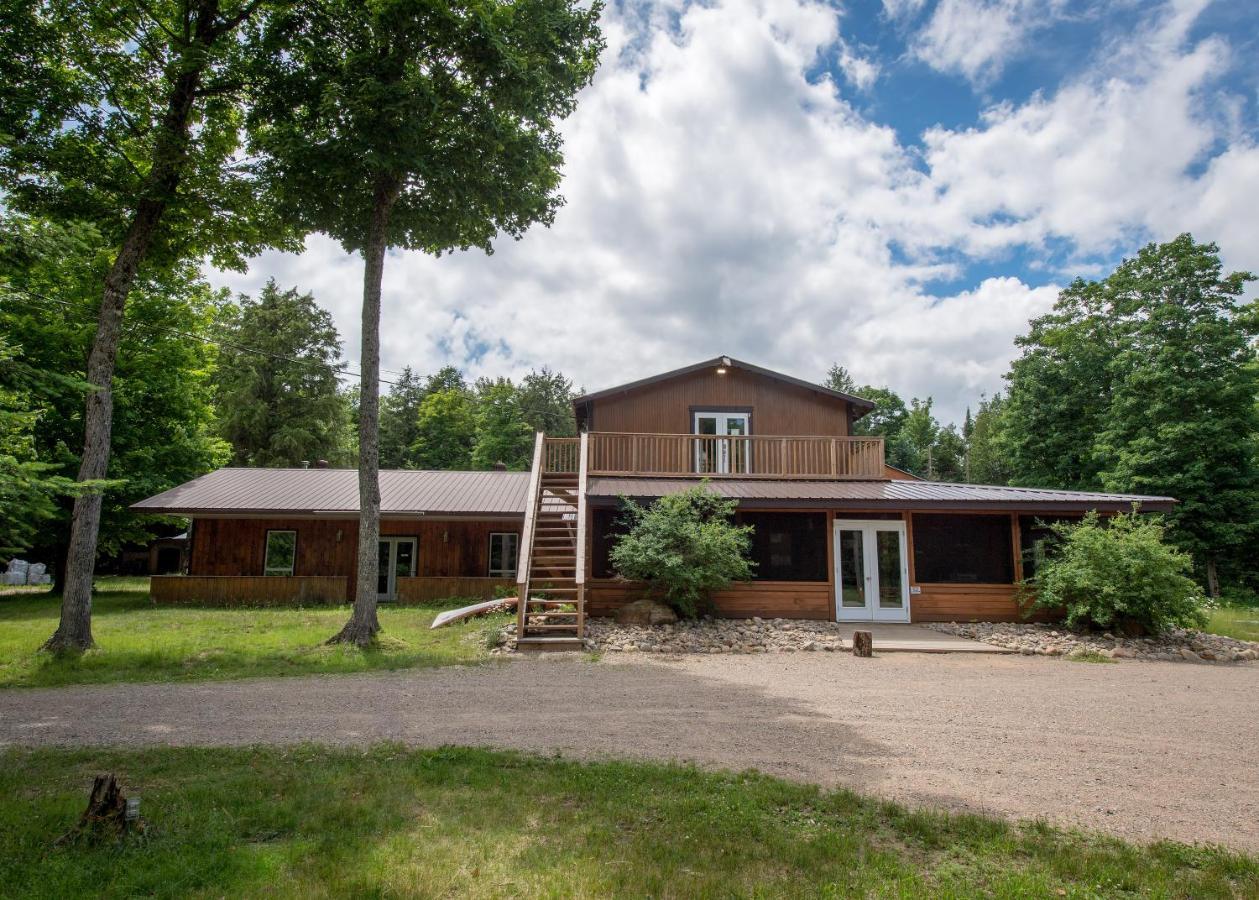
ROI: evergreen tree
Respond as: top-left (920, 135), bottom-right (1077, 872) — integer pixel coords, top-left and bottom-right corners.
top-left (213, 281), bottom-right (348, 467)
top-left (471, 378), bottom-right (533, 470)
top-left (411, 388), bottom-right (476, 470)
top-left (517, 368), bottom-right (578, 437)
top-left (379, 367), bottom-right (426, 469)
top-left (966, 394), bottom-right (1011, 485)
top-left (824, 364), bottom-right (856, 393)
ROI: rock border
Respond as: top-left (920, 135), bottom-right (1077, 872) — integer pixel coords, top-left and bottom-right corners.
top-left (926, 621), bottom-right (1259, 663)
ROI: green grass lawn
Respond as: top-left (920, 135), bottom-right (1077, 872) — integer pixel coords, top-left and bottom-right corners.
top-left (0, 577), bottom-right (508, 689)
top-left (1, 746), bottom-right (1254, 899)
top-left (1206, 605), bottom-right (1259, 643)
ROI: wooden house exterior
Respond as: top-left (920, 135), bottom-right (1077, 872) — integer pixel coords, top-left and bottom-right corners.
top-left (135, 356), bottom-right (1174, 646)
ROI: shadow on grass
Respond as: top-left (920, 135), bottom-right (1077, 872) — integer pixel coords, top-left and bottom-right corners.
top-left (2, 745), bottom-right (1255, 898)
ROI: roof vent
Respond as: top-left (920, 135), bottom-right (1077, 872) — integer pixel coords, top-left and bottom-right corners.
top-left (492, 461), bottom-right (507, 471)
top-left (300, 460), bottom-right (310, 469)
top-left (315, 459), bottom-right (329, 469)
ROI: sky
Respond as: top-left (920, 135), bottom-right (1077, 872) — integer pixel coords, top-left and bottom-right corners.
top-left (211, 0), bottom-right (1259, 425)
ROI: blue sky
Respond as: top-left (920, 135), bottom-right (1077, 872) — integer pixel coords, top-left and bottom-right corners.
top-left (213, 0), bottom-right (1259, 424)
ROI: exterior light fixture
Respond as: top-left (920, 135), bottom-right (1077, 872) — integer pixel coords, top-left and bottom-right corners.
top-left (716, 356), bottom-right (731, 375)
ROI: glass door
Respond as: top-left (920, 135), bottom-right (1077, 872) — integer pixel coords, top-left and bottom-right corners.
top-left (376, 537), bottom-right (417, 601)
top-left (693, 411), bottom-right (751, 474)
top-left (834, 520), bottom-right (909, 622)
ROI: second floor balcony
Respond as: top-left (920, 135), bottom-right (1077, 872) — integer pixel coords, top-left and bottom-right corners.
top-left (585, 432), bottom-right (886, 480)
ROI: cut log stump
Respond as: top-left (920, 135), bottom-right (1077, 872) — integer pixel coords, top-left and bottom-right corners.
top-left (56, 773), bottom-right (144, 846)
top-left (852, 630), bottom-right (873, 658)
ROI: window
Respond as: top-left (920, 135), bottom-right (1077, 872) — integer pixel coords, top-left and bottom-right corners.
top-left (263, 530), bottom-right (296, 576)
top-left (1019, 515), bottom-right (1079, 580)
top-left (592, 507), bottom-right (635, 578)
top-left (488, 532), bottom-right (519, 578)
top-left (911, 514), bottom-right (1013, 584)
top-left (738, 512), bottom-right (827, 581)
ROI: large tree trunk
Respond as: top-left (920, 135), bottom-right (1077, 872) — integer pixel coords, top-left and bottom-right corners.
top-left (43, 16), bottom-right (210, 654)
top-left (329, 176), bottom-right (401, 648)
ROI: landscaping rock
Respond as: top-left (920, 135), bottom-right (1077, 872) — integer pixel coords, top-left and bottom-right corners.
top-left (615, 599), bottom-right (679, 627)
top-left (926, 621), bottom-right (1259, 664)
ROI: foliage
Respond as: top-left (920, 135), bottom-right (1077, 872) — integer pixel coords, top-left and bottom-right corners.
top-left (1002, 235), bottom-right (1259, 591)
top-left (0, 336), bottom-right (75, 556)
top-left (0, 0), bottom-right (294, 270)
top-left (2, 747), bottom-right (1257, 898)
top-left (213, 280), bottom-right (350, 467)
top-left (1028, 511), bottom-right (1209, 634)
top-left (965, 393), bottom-right (1012, 485)
top-left (0, 214), bottom-right (228, 574)
top-left (379, 367), bottom-right (427, 468)
top-left (471, 377), bottom-right (533, 470)
top-left (517, 368), bottom-right (579, 437)
top-left (609, 485), bottom-right (753, 618)
top-left (411, 388), bottom-right (476, 470)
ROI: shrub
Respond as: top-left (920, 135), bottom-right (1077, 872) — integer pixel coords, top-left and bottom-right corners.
top-left (608, 484), bottom-right (754, 618)
top-left (1028, 510), bottom-right (1208, 634)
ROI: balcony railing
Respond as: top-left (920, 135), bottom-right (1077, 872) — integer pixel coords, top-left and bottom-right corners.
top-left (586, 432), bottom-right (886, 480)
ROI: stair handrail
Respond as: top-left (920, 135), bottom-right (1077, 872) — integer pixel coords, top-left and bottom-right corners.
top-left (516, 431), bottom-right (546, 635)
top-left (575, 431), bottom-right (588, 588)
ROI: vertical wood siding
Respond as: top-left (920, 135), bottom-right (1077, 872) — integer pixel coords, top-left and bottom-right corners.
top-left (587, 367), bottom-right (851, 436)
top-left (189, 517), bottom-right (522, 593)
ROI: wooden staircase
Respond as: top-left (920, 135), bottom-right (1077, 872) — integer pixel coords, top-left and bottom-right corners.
top-left (515, 433), bottom-right (587, 651)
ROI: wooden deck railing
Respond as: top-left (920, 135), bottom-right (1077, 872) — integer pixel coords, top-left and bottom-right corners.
top-left (586, 432), bottom-right (885, 479)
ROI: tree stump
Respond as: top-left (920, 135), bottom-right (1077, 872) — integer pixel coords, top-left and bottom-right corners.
top-left (852, 630), bottom-right (873, 657)
top-left (56, 774), bottom-right (143, 846)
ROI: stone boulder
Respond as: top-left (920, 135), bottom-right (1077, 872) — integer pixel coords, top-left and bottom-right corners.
top-left (615, 599), bottom-right (679, 627)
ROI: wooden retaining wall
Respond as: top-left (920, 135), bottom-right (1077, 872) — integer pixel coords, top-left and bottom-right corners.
top-left (587, 579), bottom-right (833, 620)
top-left (150, 575), bottom-right (348, 607)
top-left (394, 577), bottom-right (514, 604)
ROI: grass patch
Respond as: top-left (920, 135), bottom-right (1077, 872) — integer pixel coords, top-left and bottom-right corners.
top-left (1, 745), bottom-right (1254, 898)
top-left (1066, 648), bottom-right (1118, 664)
top-left (1205, 606), bottom-right (1259, 643)
top-left (0, 578), bottom-right (508, 689)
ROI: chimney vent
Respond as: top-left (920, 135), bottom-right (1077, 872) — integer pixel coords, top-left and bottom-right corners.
top-left (492, 461), bottom-right (507, 471)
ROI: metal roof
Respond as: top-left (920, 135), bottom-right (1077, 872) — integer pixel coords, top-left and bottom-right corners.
top-left (571, 355), bottom-right (877, 411)
top-left (132, 468), bottom-right (531, 516)
top-left (585, 477), bottom-right (1176, 512)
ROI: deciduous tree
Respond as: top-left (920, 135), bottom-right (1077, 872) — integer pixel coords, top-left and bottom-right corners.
top-left (1, 0), bottom-right (296, 651)
top-left (248, 0), bottom-right (603, 644)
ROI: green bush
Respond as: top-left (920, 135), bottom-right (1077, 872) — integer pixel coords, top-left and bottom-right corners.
top-left (608, 484), bottom-right (754, 618)
top-left (1028, 510), bottom-right (1208, 634)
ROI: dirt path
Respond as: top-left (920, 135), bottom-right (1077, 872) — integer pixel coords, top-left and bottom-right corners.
top-left (2, 653), bottom-right (1257, 851)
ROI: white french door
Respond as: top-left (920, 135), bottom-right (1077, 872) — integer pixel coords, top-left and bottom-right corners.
top-left (834, 520), bottom-right (910, 622)
top-left (376, 537), bottom-right (417, 601)
top-left (693, 411), bottom-right (750, 474)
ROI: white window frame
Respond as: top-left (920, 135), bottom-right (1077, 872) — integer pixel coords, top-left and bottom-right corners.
top-left (263, 529), bottom-right (297, 577)
top-left (488, 532), bottom-right (520, 578)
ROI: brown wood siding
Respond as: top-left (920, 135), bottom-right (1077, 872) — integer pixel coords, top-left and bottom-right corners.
top-left (189, 517), bottom-right (522, 595)
top-left (587, 580), bottom-right (832, 620)
top-left (909, 583), bottom-right (1051, 623)
top-left (588, 366), bottom-right (850, 436)
top-left (151, 575), bottom-right (348, 606)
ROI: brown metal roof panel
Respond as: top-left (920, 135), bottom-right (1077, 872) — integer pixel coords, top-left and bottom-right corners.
top-left (133, 468), bottom-right (530, 515)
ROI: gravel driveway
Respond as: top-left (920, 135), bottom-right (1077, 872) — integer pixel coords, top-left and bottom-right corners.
top-left (3, 653), bottom-right (1257, 851)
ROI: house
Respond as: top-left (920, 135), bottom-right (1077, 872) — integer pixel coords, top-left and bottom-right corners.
top-left (135, 355), bottom-right (1173, 647)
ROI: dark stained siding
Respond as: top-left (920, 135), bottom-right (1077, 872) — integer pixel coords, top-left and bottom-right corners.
top-left (189, 517), bottom-right (521, 595)
top-left (588, 366), bottom-right (850, 436)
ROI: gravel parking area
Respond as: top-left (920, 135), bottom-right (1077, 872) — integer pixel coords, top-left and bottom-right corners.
top-left (2, 653), bottom-right (1257, 850)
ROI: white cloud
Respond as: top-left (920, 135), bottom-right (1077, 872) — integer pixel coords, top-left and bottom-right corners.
top-left (911, 0), bottom-right (1073, 84)
top-left (211, 0), bottom-right (1259, 425)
